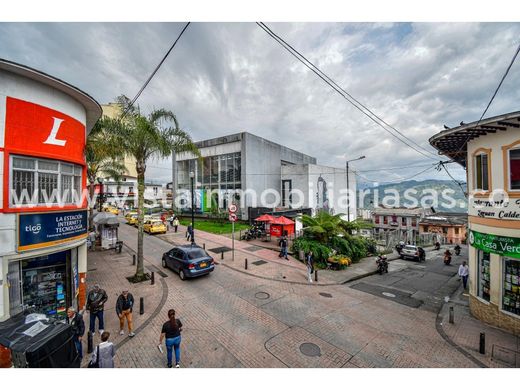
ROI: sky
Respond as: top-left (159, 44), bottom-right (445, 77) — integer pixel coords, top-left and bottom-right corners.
top-left (1, 21), bottom-right (520, 185)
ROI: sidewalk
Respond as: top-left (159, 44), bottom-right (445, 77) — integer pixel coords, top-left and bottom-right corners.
top-left (437, 283), bottom-right (520, 368)
top-left (159, 223), bottom-right (405, 286)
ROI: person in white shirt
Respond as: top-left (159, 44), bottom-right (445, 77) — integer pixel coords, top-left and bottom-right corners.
top-left (458, 261), bottom-right (469, 290)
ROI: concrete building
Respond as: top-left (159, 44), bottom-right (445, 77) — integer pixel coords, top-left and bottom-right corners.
top-left (419, 213), bottom-right (467, 244)
top-left (372, 206), bottom-right (431, 243)
top-left (0, 59), bottom-right (101, 321)
top-left (173, 132), bottom-right (318, 219)
top-left (430, 111), bottom-right (520, 335)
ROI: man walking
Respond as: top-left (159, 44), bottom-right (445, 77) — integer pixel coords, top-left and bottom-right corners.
top-left (173, 216), bottom-right (179, 233)
top-left (66, 307), bottom-right (85, 360)
top-left (116, 290), bottom-right (135, 337)
top-left (186, 223), bottom-right (193, 242)
top-left (306, 251), bottom-right (314, 283)
top-left (86, 284), bottom-right (108, 335)
top-left (458, 261), bottom-right (469, 290)
top-left (279, 235), bottom-right (289, 260)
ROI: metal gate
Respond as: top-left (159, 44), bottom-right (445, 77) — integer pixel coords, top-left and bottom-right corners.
top-left (7, 261), bottom-right (22, 316)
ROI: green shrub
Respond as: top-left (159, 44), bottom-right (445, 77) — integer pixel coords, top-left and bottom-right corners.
top-left (291, 237), bottom-right (332, 262)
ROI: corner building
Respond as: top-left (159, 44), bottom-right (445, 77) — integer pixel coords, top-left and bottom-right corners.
top-left (0, 60), bottom-right (101, 321)
top-left (430, 112), bottom-right (520, 335)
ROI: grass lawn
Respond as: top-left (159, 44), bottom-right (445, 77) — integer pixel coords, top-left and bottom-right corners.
top-left (179, 218), bottom-right (251, 235)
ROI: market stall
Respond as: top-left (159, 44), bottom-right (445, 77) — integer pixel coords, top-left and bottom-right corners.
top-left (270, 216), bottom-right (295, 237)
top-left (93, 212), bottom-right (120, 250)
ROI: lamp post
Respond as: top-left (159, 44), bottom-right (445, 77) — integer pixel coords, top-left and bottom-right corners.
top-left (346, 156), bottom-right (365, 222)
top-left (190, 171), bottom-right (195, 244)
top-left (97, 177), bottom-right (104, 212)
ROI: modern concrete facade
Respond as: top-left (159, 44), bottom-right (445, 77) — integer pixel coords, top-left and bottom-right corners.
top-left (174, 132), bottom-right (319, 219)
top-left (0, 59), bottom-right (101, 321)
top-left (431, 111), bottom-right (520, 335)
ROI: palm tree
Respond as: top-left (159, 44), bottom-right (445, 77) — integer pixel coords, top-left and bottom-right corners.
top-left (85, 127), bottom-right (127, 229)
top-left (101, 95), bottom-right (200, 281)
top-left (300, 212), bottom-right (373, 242)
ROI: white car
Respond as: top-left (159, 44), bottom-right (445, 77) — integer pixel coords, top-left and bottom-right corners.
top-left (400, 245), bottom-right (420, 261)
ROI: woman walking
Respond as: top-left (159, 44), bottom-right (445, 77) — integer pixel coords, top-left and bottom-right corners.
top-left (158, 309), bottom-right (183, 368)
top-left (90, 331), bottom-right (115, 368)
top-left (306, 251), bottom-right (314, 283)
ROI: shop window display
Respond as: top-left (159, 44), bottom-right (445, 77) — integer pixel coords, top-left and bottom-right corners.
top-left (503, 258), bottom-right (520, 316)
top-left (478, 250), bottom-right (490, 301)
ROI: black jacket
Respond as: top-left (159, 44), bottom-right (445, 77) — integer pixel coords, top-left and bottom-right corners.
top-left (66, 312), bottom-right (85, 338)
top-left (86, 289), bottom-right (108, 313)
top-left (116, 293), bottom-right (134, 315)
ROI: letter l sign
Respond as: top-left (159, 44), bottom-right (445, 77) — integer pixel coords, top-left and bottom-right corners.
top-left (43, 117), bottom-right (67, 146)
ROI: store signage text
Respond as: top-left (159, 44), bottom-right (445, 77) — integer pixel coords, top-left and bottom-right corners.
top-left (469, 230), bottom-right (520, 259)
top-left (18, 210), bottom-right (88, 251)
top-left (469, 197), bottom-right (520, 221)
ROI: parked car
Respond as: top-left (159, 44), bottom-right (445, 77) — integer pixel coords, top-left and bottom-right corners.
top-left (103, 205), bottom-right (120, 215)
top-left (144, 219), bottom-right (167, 234)
top-left (125, 212), bottom-right (138, 225)
top-left (400, 245), bottom-right (421, 261)
top-left (161, 245), bottom-right (215, 280)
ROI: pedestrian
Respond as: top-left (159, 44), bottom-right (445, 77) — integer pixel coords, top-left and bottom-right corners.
top-left (186, 223), bottom-right (193, 241)
top-left (279, 235), bottom-right (289, 260)
top-left (173, 216), bottom-right (179, 233)
top-left (66, 307), bottom-right (85, 360)
top-left (458, 261), bottom-right (469, 290)
top-left (158, 309), bottom-right (183, 368)
top-left (116, 290), bottom-right (135, 337)
top-left (90, 331), bottom-right (115, 368)
top-left (86, 284), bottom-right (108, 335)
top-left (169, 214), bottom-right (174, 227)
top-left (306, 251), bottom-right (314, 283)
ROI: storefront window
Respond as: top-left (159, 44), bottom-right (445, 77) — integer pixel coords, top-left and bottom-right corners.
top-left (503, 257), bottom-right (520, 316)
top-left (474, 153), bottom-right (489, 191)
top-left (478, 250), bottom-right (490, 301)
top-left (508, 148), bottom-right (520, 190)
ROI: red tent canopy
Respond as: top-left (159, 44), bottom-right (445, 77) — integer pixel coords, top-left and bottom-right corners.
top-left (271, 216), bottom-right (295, 225)
top-left (255, 214), bottom-right (276, 223)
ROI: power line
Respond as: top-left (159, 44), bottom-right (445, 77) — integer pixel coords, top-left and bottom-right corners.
top-left (450, 41), bottom-right (520, 159)
top-left (123, 22), bottom-right (191, 117)
top-left (256, 22), bottom-right (442, 162)
top-left (354, 165), bottom-right (436, 184)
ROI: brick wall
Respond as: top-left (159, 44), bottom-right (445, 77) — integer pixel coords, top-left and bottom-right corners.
top-left (469, 295), bottom-right (520, 336)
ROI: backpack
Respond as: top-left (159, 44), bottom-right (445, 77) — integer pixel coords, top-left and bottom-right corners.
top-left (88, 346), bottom-right (100, 368)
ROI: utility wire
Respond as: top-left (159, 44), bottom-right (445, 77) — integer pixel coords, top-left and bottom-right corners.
top-left (256, 22), bottom-right (442, 162)
top-left (354, 165), bottom-right (436, 184)
top-left (122, 22), bottom-right (191, 117)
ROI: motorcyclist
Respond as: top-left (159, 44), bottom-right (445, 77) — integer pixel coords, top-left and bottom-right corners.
top-left (435, 242), bottom-right (440, 250)
top-left (454, 244), bottom-right (461, 255)
top-left (444, 249), bottom-right (452, 265)
top-left (376, 255), bottom-right (389, 274)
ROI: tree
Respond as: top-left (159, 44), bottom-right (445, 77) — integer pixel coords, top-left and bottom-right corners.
top-left (100, 95), bottom-right (200, 281)
top-left (299, 211), bottom-right (346, 243)
top-left (85, 126), bottom-right (127, 229)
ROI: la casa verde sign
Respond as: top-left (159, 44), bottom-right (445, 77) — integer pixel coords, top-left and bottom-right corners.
top-left (18, 210), bottom-right (88, 251)
top-left (469, 197), bottom-right (520, 221)
top-left (469, 230), bottom-right (520, 259)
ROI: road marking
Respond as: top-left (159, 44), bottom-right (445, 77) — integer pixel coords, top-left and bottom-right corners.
top-left (382, 292), bottom-right (396, 298)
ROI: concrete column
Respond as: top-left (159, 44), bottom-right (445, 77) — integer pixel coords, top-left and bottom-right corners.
top-left (489, 253), bottom-right (501, 306)
top-left (0, 258), bottom-right (4, 320)
top-left (171, 150), bottom-right (178, 207)
top-left (78, 243), bottom-right (87, 309)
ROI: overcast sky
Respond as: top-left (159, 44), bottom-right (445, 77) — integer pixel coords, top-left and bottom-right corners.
top-left (2, 22), bottom-right (519, 185)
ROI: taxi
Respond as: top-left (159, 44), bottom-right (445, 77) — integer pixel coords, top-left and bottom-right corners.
top-left (143, 219), bottom-right (167, 234)
top-left (103, 205), bottom-right (120, 215)
top-left (125, 212), bottom-right (138, 225)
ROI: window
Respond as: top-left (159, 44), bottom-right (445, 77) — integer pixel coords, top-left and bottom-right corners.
top-left (508, 148), bottom-right (520, 191)
top-left (478, 250), bottom-right (490, 302)
top-left (282, 180), bottom-right (292, 207)
top-left (411, 218), bottom-right (417, 227)
top-left (474, 153), bottom-right (489, 191)
top-left (383, 216), bottom-right (388, 225)
top-left (402, 217), bottom-right (407, 226)
top-left (455, 227), bottom-right (460, 235)
top-left (10, 156), bottom-right (83, 207)
top-left (503, 258), bottom-right (520, 316)
top-left (374, 216), bottom-right (380, 224)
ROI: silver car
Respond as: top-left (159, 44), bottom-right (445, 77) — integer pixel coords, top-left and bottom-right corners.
top-left (401, 245), bottom-right (420, 261)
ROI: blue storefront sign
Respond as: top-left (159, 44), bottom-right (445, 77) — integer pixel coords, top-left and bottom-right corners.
top-left (18, 210), bottom-right (88, 251)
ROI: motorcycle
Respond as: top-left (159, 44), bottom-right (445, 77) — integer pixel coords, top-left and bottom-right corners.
top-left (435, 242), bottom-right (441, 250)
top-left (454, 246), bottom-right (461, 256)
top-left (376, 256), bottom-right (389, 275)
top-left (444, 250), bottom-right (452, 265)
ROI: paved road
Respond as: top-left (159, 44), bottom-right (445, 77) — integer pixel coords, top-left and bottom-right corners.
top-left (113, 222), bottom-right (477, 367)
top-left (349, 246), bottom-right (467, 313)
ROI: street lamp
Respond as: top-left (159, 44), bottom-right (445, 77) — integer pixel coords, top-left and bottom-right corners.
top-left (97, 177), bottom-right (104, 212)
top-left (346, 156), bottom-right (365, 222)
top-left (190, 171), bottom-right (195, 244)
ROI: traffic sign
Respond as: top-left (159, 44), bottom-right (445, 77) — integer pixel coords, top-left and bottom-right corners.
top-left (229, 213), bottom-right (238, 222)
top-left (228, 204), bottom-right (237, 213)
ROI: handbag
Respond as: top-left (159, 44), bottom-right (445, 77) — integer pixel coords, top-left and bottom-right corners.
top-left (88, 345), bottom-right (100, 368)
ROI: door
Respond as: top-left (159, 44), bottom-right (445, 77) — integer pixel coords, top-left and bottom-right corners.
top-left (8, 261), bottom-right (22, 316)
top-left (169, 249), bottom-right (181, 272)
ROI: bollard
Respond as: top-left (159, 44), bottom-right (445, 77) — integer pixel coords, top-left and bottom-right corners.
top-left (221, 251), bottom-right (224, 260)
top-left (449, 306), bottom-right (454, 324)
top-left (139, 297), bottom-right (144, 315)
top-left (87, 331), bottom-right (93, 354)
top-left (245, 258), bottom-right (248, 270)
top-left (479, 332), bottom-right (486, 354)
top-left (132, 254), bottom-right (136, 266)
top-left (203, 243), bottom-right (206, 250)
top-left (151, 271), bottom-right (155, 285)
top-left (315, 270), bottom-right (318, 282)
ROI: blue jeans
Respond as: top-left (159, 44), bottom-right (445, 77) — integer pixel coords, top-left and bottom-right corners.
top-left (89, 310), bottom-right (105, 333)
top-left (73, 336), bottom-right (83, 359)
top-left (165, 336), bottom-right (181, 366)
top-left (279, 247), bottom-right (288, 258)
top-left (462, 275), bottom-right (468, 289)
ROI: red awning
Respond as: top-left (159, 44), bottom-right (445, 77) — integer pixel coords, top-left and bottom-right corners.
top-left (255, 214), bottom-right (276, 223)
top-left (271, 216), bottom-right (295, 225)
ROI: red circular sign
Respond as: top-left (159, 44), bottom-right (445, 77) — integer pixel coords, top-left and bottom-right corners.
top-left (229, 213), bottom-right (238, 222)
